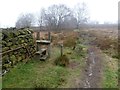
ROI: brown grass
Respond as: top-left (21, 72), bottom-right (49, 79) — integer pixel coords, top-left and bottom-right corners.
top-left (87, 29), bottom-right (118, 58)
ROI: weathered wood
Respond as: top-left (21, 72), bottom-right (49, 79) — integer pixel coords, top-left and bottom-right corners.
top-left (40, 55), bottom-right (48, 61)
top-left (36, 40), bottom-right (50, 44)
top-left (36, 32), bottom-right (40, 51)
top-left (36, 32), bottom-right (40, 40)
top-left (36, 43), bottom-right (39, 51)
top-left (48, 45), bottom-right (50, 58)
top-left (60, 44), bottom-right (63, 56)
top-left (48, 32), bottom-right (51, 41)
top-left (48, 32), bottom-right (51, 58)
top-left (36, 48), bottom-right (47, 55)
top-left (36, 32), bottom-right (51, 59)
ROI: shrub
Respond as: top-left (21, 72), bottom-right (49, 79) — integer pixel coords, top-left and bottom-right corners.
top-left (54, 55), bottom-right (69, 67)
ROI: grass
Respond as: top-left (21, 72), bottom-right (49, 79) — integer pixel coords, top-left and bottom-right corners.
top-left (103, 69), bottom-right (118, 88)
top-left (88, 30), bottom-right (118, 88)
top-left (88, 29), bottom-right (118, 58)
top-left (2, 53), bottom-right (61, 88)
top-left (60, 45), bottom-right (87, 87)
top-left (82, 29), bottom-right (118, 88)
top-left (2, 46), bottom-right (67, 88)
top-left (2, 44), bottom-right (87, 88)
top-left (33, 66), bottom-right (68, 88)
top-left (78, 30), bottom-right (118, 88)
top-left (2, 31), bottom-right (88, 88)
top-left (54, 54), bottom-right (69, 67)
top-left (2, 61), bottom-right (36, 88)
top-left (0, 77), bottom-right (2, 89)
top-left (102, 54), bottom-right (118, 88)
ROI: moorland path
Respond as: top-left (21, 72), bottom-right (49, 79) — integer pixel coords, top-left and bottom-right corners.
top-left (79, 46), bottom-right (103, 88)
top-left (77, 31), bottom-right (104, 88)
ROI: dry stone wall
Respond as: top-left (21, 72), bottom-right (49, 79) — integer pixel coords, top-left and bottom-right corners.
top-left (1, 28), bottom-right (36, 73)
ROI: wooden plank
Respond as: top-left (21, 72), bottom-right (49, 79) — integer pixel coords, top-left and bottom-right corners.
top-left (40, 55), bottom-right (48, 61)
top-left (36, 48), bottom-right (47, 55)
top-left (36, 40), bottom-right (50, 44)
top-left (48, 44), bottom-right (50, 58)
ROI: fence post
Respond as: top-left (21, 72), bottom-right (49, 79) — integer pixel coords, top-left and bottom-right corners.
top-left (36, 31), bottom-right (40, 51)
top-left (36, 32), bottom-right (40, 40)
top-left (60, 44), bottom-right (63, 56)
top-left (48, 32), bottom-right (51, 58)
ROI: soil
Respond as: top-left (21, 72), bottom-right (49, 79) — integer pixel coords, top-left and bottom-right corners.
top-left (79, 46), bottom-right (103, 88)
top-left (77, 31), bottom-right (104, 88)
top-left (69, 61), bottom-right (80, 69)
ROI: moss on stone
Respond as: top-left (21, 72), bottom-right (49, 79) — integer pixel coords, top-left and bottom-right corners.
top-left (2, 28), bottom-right (36, 72)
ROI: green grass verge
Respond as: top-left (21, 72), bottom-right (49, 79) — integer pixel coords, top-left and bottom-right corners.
top-left (2, 43), bottom-right (87, 88)
top-left (0, 77), bottom-right (2, 89)
top-left (102, 55), bottom-right (118, 88)
top-left (103, 68), bottom-right (118, 88)
top-left (2, 61), bottom-right (36, 88)
top-left (2, 60), bottom-right (68, 88)
top-left (33, 66), bottom-right (68, 88)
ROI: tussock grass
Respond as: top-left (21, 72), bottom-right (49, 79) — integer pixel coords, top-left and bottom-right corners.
top-left (54, 55), bottom-right (69, 67)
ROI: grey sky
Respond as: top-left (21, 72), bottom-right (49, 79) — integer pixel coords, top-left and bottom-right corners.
top-left (0, 0), bottom-right (119, 28)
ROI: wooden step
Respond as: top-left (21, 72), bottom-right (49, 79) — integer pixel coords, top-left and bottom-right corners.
top-left (36, 48), bottom-right (47, 55)
top-left (36, 40), bottom-right (50, 44)
top-left (40, 55), bottom-right (48, 61)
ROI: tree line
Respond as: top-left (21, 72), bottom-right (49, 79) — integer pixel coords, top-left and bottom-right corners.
top-left (15, 3), bottom-right (89, 30)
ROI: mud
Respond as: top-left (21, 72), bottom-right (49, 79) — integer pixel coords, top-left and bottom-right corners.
top-left (78, 31), bottom-right (103, 88)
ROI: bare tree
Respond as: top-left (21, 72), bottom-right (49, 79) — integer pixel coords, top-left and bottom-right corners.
top-left (74, 2), bottom-right (89, 29)
top-left (44, 4), bottom-right (72, 31)
top-left (62, 15), bottom-right (77, 29)
top-left (37, 8), bottom-right (46, 30)
top-left (36, 3), bottom-right (89, 30)
top-left (16, 13), bottom-right (34, 28)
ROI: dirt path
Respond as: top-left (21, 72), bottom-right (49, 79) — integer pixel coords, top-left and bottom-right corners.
top-left (79, 46), bottom-right (103, 88)
top-left (78, 31), bottom-right (104, 88)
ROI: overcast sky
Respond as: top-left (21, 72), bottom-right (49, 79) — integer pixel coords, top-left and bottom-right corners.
top-left (0, 0), bottom-right (119, 28)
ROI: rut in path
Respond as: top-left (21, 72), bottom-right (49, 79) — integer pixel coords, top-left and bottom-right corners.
top-left (77, 32), bottom-right (103, 88)
top-left (81, 46), bottom-right (103, 88)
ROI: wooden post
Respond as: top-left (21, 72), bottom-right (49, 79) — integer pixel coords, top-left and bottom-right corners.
top-left (60, 44), bottom-right (63, 56)
top-left (48, 32), bottom-right (51, 58)
top-left (48, 32), bottom-right (51, 41)
top-left (36, 31), bottom-right (40, 51)
top-left (36, 32), bottom-right (40, 40)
